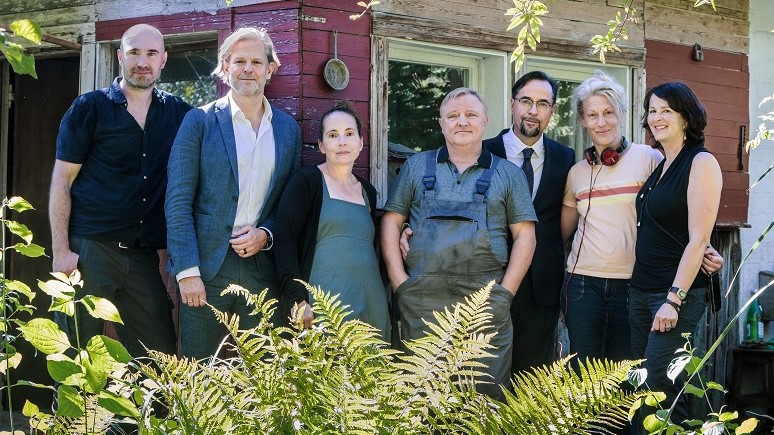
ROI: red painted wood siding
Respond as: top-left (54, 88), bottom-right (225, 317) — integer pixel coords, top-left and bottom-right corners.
top-left (299, 0), bottom-right (372, 178)
top-left (645, 39), bottom-right (749, 226)
top-left (95, 0), bottom-right (372, 177)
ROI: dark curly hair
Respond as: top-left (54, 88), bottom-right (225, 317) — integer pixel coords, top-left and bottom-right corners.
top-left (642, 82), bottom-right (706, 146)
top-left (318, 101), bottom-right (363, 143)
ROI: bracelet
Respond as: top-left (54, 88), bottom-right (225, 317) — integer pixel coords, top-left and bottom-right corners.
top-left (664, 299), bottom-right (681, 313)
top-left (258, 227), bottom-right (273, 251)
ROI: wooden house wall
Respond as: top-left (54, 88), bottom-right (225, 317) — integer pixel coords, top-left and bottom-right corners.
top-left (90, 0), bottom-right (370, 175)
top-left (644, 40), bottom-right (749, 226)
top-left (642, 0), bottom-right (749, 226)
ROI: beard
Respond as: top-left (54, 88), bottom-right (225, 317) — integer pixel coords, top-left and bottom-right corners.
top-left (519, 118), bottom-right (542, 138)
top-left (122, 66), bottom-right (158, 90)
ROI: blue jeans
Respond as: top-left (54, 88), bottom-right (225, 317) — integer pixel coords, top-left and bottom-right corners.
top-left (629, 286), bottom-right (707, 429)
top-left (563, 274), bottom-right (633, 364)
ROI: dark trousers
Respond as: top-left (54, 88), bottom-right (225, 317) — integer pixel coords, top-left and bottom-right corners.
top-left (179, 250), bottom-right (280, 360)
top-left (510, 273), bottom-right (560, 375)
top-left (60, 237), bottom-right (176, 357)
top-left (563, 274), bottom-right (633, 364)
top-left (630, 286), bottom-right (707, 430)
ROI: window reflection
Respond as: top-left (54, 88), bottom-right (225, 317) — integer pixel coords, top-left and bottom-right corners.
top-left (157, 47), bottom-right (217, 107)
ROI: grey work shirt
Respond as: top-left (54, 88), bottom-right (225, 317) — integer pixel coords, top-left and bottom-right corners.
top-left (384, 146), bottom-right (537, 266)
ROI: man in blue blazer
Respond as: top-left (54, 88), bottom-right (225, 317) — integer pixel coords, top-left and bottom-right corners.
top-left (165, 28), bottom-right (301, 359)
top-left (483, 71), bottom-right (574, 374)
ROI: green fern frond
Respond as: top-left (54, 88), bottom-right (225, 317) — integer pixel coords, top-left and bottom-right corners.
top-left (494, 356), bottom-right (650, 434)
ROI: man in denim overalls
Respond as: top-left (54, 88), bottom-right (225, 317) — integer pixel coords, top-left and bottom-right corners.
top-left (381, 88), bottom-right (537, 399)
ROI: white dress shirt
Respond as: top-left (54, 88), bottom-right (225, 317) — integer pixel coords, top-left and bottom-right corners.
top-left (502, 126), bottom-right (545, 200)
top-left (229, 92), bottom-right (276, 231)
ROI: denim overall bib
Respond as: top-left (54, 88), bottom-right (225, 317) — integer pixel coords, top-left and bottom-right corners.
top-left (395, 149), bottom-right (515, 398)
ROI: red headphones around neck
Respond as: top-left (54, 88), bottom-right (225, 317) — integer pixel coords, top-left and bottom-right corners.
top-left (584, 138), bottom-right (628, 166)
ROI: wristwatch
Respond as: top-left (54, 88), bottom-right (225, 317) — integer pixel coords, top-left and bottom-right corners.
top-left (669, 286), bottom-right (688, 301)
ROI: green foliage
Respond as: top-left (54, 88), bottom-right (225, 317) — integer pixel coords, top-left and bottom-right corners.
top-left (0, 19), bottom-right (41, 78)
top-left (1, 196), bottom-right (44, 429)
top-left (505, 0), bottom-right (547, 70)
top-left (631, 334), bottom-right (758, 434)
top-left (17, 271), bottom-right (136, 433)
top-left (128, 282), bottom-right (645, 434)
top-left (590, 4), bottom-right (638, 64)
top-left (497, 357), bottom-right (653, 434)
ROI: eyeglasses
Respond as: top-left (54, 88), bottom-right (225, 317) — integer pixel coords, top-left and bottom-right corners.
top-left (515, 97), bottom-right (553, 113)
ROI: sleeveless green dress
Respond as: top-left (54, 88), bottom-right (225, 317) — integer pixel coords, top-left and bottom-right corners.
top-left (308, 180), bottom-right (390, 342)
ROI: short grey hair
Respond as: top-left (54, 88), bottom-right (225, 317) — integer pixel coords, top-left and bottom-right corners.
top-left (439, 87), bottom-right (488, 115)
top-left (212, 27), bottom-right (281, 85)
top-left (573, 70), bottom-right (627, 121)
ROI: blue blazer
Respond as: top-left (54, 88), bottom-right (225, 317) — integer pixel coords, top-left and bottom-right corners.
top-left (484, 128), bottom-right (574, 307)
top-left (165, 96), bottom-right (302, 280)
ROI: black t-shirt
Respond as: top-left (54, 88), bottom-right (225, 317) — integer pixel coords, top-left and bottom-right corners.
top-left (56, 77), bottom-right (192, 246)
top-left (630, 144), bottom-right (711, 291)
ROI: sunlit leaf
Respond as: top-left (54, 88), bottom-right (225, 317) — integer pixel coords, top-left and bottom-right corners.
top-left (38, 279), bottom-right (76, 300)
top-left (81, 295), bottom-right (123, 323)
top-left (0, 352), bottom-right (22, 375)
top-left (667, 354), bottom-right (691, 381)
top-left (702, 420), bottom-right (725, 435)
top-left (10, 19), bottom-right (42, 44)
top-left (7, 196), bottom-right (34, 212)
top-left (4, 220), bottom-right (33, 244)
top-left (56, 384), bottom-right (85, 418)
top-left (19, 318), bottom-right (70, 354)
top-left (736, 418), bottom-right (758, 434)
top-left (46, 353), bottom-right (82, 382)
top-left (98, 389), bottom-right (141, 418)
top-left (14, 242), bottom-right (45, 257)
top-left (5, 279), bottom-right (35, 301)
top-left (684, 382), bottom-right (705, 397)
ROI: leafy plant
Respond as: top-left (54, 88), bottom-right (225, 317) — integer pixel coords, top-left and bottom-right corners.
top-left (505, 0), bottom-right (548, 70)
top-left (1, 196), bottom-right (45, 428)
top-left (125, 281), bottom-right (648, 434)
top-left (629, 333), bottom-right (759, 434)
top-left (18, 271), bottom-right (138, 433)
top-left (0, 19), bottom-right (42, 78)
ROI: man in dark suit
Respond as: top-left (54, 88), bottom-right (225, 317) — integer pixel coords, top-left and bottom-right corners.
top-left (483, 71), bottom-right (574, 374)
top-left (165, 27), bottom-right (301, 359)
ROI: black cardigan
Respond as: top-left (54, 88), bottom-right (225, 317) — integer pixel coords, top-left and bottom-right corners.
top-left (274, 165), bottom-right (379, 306)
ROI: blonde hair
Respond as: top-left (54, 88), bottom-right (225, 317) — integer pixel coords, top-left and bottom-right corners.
top-left (573, 70), bottom-right (627, 121)
top-left (211, 27), bottom-right (280, 85)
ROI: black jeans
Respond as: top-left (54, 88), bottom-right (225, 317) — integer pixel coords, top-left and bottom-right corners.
top-left (629, 286), bottom-right (707, 430)
top-left (57, 237), bottom-right (176, 357)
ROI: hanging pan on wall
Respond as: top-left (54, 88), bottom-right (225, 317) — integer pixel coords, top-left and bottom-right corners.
top-left (323, 30), bottom-right (350, 91)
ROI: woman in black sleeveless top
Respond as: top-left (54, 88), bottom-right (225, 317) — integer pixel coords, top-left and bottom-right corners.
top-left (629, 82), bottom-right (722, 428)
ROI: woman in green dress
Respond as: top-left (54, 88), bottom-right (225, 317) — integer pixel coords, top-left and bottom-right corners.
top-left (274, 102), bottom-right (389, 341)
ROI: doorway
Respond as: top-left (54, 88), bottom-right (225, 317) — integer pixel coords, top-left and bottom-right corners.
top-left (2, 56), bottom-right (80, 408)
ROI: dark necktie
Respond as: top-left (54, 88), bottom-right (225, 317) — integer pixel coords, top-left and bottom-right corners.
top-left (521, 147), bottom-right (534, 196)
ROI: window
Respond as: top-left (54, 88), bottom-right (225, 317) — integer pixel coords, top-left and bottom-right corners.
top-left (523, 57), bottom-right (634, 160)
top-left (156, 44), bottom-right (218, 107)
top-left (385, 40), bottom-right (508, 189)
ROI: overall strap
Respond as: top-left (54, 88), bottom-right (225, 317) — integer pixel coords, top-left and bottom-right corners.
top-left (475, 154), bottom-right (500, 198)
top-left (422, 148), bottom-right (440, 191)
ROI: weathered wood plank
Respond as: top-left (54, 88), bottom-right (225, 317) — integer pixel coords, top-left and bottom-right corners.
top-left (94, 0), bottom-right (292, 21)
top-left (96, 11), bottom-right (231, 41)
top-left (301, 74), bottom-right (368, 101)
top-left (646, 0), bottom-right (748, 20)
top-left (300, 5), bottom-right (370, 34)
top-left (372, 0), bottom-right (645, 49)
top-left (0, 0), bottom-right (93, 15)
top-left (644, 3), bottom-right (748, 53)
top-left (234, 8), bottom-right (300, 32)
top-left (646, 61), bottom-right (749, 92)
top-left (645, 40), bottom-right (747, 71)
top-left (373, 13), bottom-right (645, 66)
top-left (301, 29), bottom-right (370, 58)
